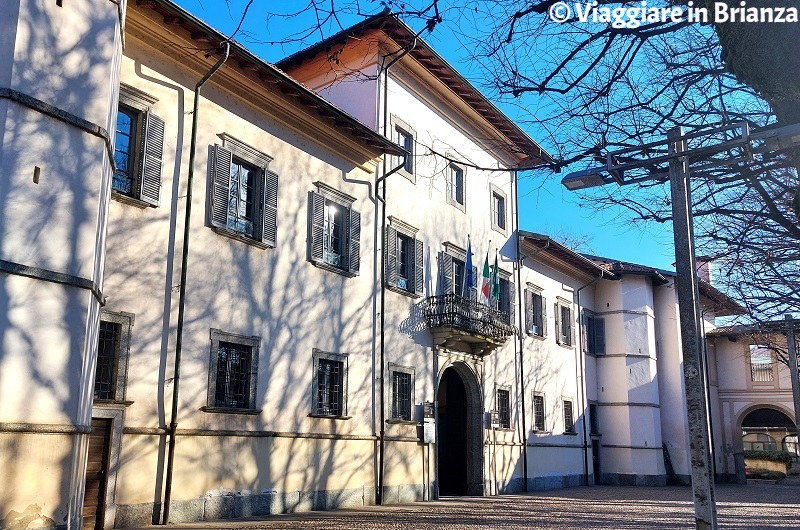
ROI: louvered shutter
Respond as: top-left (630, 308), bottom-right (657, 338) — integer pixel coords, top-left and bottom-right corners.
top-left (470, 265), bottom-right (478, 301)
top-left (414, 237), bottom-right (424, 295)
top-left (554, 302), bottom-right (561, 344)
top-left (262, 169), bottom-right (278, 247)
top-left (348, 207), bottom-right (361, 275)
top-left (566, 307), bottom-right (573, 345)
top-left (138, 111), bottom-right (165, 206)
top-left (439, 252), bottom-right (453, 295)
top-left (385, 227), bottom-right (398, 288)
top-left (525, 291), bottom-right (534, 334)
top-left (210, 145), bottom-right (233, 228)
top-left (541, 296), bottom-right (548, 337)
top-left (595, 317), bottom-right (606, 354)
top-left (508, 281), bottom-right (515, 312)
top-left (308, 191), bottom-right (325, 263)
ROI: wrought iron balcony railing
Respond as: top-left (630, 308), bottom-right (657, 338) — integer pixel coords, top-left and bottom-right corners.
top-left (420, 293), bottom-right (516, 343)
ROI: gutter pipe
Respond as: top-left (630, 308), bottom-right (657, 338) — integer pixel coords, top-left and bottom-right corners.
top-left (512, 172), bottom-right (530, 492)
top-left (162, 42), bottom-right (230, 525)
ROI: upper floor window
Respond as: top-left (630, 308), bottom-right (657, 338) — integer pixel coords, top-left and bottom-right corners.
top-left (391, 115), bottom-right (416, 182)
top-left (490, 185), bottom-right (507, 233)
top-left (209, 136), bottom-right (278, 247)
top-left (524, 287), bottom-right (547, 337)
top-left (446, 163), bottom-right (466, 212)
top-left (386, 217), bottom-right (423, 296)
top-left (496, 387), bottom-right (511, 429)
top-left (94, 311), bottom-right (134, 402)
top-left (439, 244), bottom-right (476, 299)
top-left (309, 183), bottom-right (360, 276)
top-left (585, 312), bottom-right (606, 354)
top-left (749, 344), bottom-right (774, 382)
top-left (589, 403), bottom-right (600, 435)
top-left (555, 301), bottom-right (573, 346)
top-left (497, 275), bottom-right (514, 316)
top-left (113, 85), bottom-right (164, 206)
top-left (207, 329), bottom-right (260, 411)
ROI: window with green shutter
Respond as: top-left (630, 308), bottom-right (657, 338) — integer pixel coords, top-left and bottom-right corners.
top-left (385, 217), bottom-right (423, 296)
top-left (525, 287), bottom-right (547, 337)
top-left (208, 135), bottom-right (277, 248)
top-left (308, 183), bottom-right (361, 277)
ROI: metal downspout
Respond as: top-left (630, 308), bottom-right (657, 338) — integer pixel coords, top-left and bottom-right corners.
top-left (575, 272), bottom-right (603, 487)
top-left (376, 37), bottom-right (416, 505)
top-left (162, 42), bottom-right (230, 525)
top-left (512, 171), bottom-right (529, 492)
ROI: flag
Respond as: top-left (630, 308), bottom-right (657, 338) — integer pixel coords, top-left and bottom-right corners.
top-left (480, 251), bottom-right (491, 305)
top-left (492, 251), bottom-right (501, 307)
top-left (464, 236), bottom-right (475, 294)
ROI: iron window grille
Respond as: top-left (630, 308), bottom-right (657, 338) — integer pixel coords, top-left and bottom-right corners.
top-left (317, 359), bottom-right (344, 416)
top-left (391, 371), bottom-right (413, 421)
top-left (497, 388), bottom-right (511, 429)
top-left (95, 321), bottom-right (120, 400)
top-left (749, 345), bottom-right (774, 382)
top-left (533, 394), bottom-right (546, 432)
top-left (564, 400), bottom-right (575, 434)
top-left (214, 341), bottom-right (253, 408)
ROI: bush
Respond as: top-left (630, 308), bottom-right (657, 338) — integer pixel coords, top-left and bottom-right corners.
top-left (744, 450), bottom-right (794, 464)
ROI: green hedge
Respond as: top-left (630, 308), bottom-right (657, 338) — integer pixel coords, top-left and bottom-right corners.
top-left (744, 450), bottom-right (794, 464)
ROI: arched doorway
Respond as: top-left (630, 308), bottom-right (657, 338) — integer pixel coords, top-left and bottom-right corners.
top-left (437, 363), bottom-right (483, 496)
top-left (740, 407), bottom-right (797, 453)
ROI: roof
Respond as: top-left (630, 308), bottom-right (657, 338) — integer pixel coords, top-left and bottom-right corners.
top-left (132, 0), bottom-right (404, 158)
top-left (585, 254), bottom-right (746, 316)
top-left (707, 320), bottom-right (797, 337)
top-left (276, 11), bottom-right (553, 169)
top-left (518, 232), bottom-right (617, 280)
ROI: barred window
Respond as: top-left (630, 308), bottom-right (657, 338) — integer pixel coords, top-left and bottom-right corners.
top-left (533, 394), bottom-right (546, 432)
top-left (564, 400), bottom-right (575, 433)
top-left (317, 359), bottom-right (344, 416)
top-left (590, 403), bottom-right (600, 435)
top-left (207, 329), bottom-right (260, 411)
top-left (95, 321), bottom-right (120, 400)
top-left (497, 388), bottom-right (511, 429)
top-left (392, 371), bottom-right (412, 421)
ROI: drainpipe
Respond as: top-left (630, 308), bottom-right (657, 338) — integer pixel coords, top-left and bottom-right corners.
top-left (574, 271), bottom-right (604, 487)
top-left (375, 37), bottom-right (417, 506)
top-left (512, 172), bottom-right (530, 492)
top-left (162, 42), bottom-right (230, 525)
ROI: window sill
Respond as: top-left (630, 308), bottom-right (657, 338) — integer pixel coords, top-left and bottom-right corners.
top-left (531, 430), bottom-right (551, 435)
top-left (308, 413), bottom-right (352, 420)
top-left (93, 399), bottom-right (134, 408)
top-left (386, 419), bottom-right (419, 426)
top-left (446, 199), bottom-right (466, 213)
top-left (385, 283), bottom-right (422, 298)
top-left (210, 226), bottom-right (272, 250)
top-left (526, 332), bottom-right (546, 341)
top-left (563, 431), bottom-right (579, 436)
top-left (556, 342), bottom-right (574, 349)
top-left (590, 433), bottom-right (602, 439)
top-left (201, 406), bottom-right (261, 415)
top-left (492, 427), bottom-right (514, 432)
top-left (309, 259), bottom-right (357, 278)
top-left (491, 224), bottom-right (508, 237)
top-left (111, 191), bottom-right (153, 208)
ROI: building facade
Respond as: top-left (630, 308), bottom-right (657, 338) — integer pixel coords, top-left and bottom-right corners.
top-left (0, 2), bottom-right (787, 530)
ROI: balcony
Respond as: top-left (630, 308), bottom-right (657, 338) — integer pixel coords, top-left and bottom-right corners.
top-left (420, 293), bottom-right (516, 356)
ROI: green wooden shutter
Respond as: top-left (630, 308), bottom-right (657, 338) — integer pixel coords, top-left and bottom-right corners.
top-left (138, 111), bottom-right (165, 206)
top-left (525, 290), bottom-right (533, 334)
top-left (210, 145), bottom-right (232, 229)
top-left (595, 317), bottom-right (606, 354)
top-left (308, 191), bottom-right (325, 263)
top-left (554, 302), bottom-right (561, 344)
top-left (439, 252), bottom-right (453, 295)
top-left (566, 307), bottom-right (573, 345)
top-left (414, 237), bottom-right (424, 295)
top-left (507, 280), bottom-right (515, 314)
top-left (348, 207), bottom-right (361, 275)
top-left (541, 296), bottom-right (547, 337)
top-left (262, 169), bottom-right (278, 247)
top-left (470, 265), bottom-right (478, 301)
top-left (385, 227), bottom-right (398, 287)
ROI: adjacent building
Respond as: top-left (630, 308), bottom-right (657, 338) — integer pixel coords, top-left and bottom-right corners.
top-left (0, 2), bottom-right (793, 530)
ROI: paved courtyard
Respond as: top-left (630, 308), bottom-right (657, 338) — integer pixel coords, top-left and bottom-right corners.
top-left (126, 484), bottom-right (800, 529)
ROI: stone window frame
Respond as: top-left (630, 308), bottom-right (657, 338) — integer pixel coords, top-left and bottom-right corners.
top-left (490, 183), bottom-right (508, 235)
top-left (562, 397), bottom-right (577, 435)
top-left (390, 115), bottom-right (417, 183)
top-left (310, 348), bottom-right (350, 419)
top-left (387, 362), bottom-right (416, 424)
top-left (385, 216), bottom-right (424, 297)
top-left (495, 384), bottom-right (513, 430)
top-left (555, 297), bottom-right (574, 347)
top-left (446, 162), bottom-right (467, 213)
top-left (532, 392), bottom-right (547, 433)
top-left (204, 329), bottom-right (261, 414)
top-left (94, 310), bottom-right (135, 404)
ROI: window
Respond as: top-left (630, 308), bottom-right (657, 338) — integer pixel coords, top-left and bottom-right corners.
top-left (555, 301), bottom-right (573, 346)
top-left (589, 403), bottom-right (600, 435)
top-left (563, 400), bottom-right (575, 434)
top-left (312, 349), bottom-right (349, 417)
top-left (490, 185), bottom-right (507, 233)
top-left (385, 217), bottom-right (423, 295)
top-left (94, 311), bottom-right (133, 402)
top-left (497, 276), bottom-right (514, 316)
top-left (749, 344), bottom-right (774, 382)
top-left (524, 288), bottom-right (547, 337)
top-left (439, 245), bottom-right (477, 299)
top-left (533, 394), bottom-right (546, 432)
top-left (446, 164), bottom-right (466, 212)
top-left (309, 184), bottom-right (361, 276)
top-left (585, 312), bottom-right (606, 354)
top-left (497, 388), bottom-right (511, 429)
top-left (209, 136), bottom-right (278, 247)
top-left (207, 330), bottom-right (260, 411)
top-left (390, 363), bottom-right (415, 421)
top-left (391, 115), bottom-right (416, 182)
top-left (113, 85), bottom-right (164, 206)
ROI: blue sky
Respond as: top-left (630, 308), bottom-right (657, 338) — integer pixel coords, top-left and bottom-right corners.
top-left (171, 0), bottom-right (677, 270)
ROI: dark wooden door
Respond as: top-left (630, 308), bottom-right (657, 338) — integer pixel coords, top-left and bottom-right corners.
top-left (592, 439), bottom-right (601, 485)
top-left (83, 418), bottom-right (111, 530)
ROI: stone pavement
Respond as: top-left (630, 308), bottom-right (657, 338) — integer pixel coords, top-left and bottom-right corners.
top-left (121, 483), bottom-right (800, 529)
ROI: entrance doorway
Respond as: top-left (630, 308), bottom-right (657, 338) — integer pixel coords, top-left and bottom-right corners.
top-left (436, 363), bottom-right (482, 496)
top-left (83, 418), bottom-right (112, 530)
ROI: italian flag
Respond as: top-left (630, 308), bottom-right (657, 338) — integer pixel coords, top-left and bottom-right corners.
top-left (480, 252), bottom-right (491, 305)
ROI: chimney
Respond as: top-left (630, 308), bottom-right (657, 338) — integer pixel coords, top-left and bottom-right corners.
top-left (696, 256), bottom-right (712, 284)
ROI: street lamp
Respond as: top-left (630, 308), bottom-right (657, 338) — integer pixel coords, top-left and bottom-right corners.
top-left (561, 121), bottom-right (800, 530)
